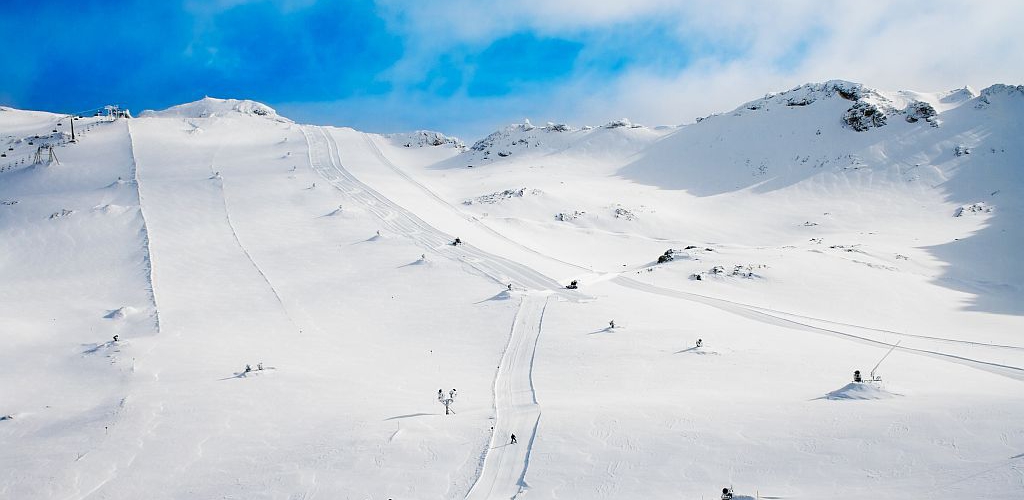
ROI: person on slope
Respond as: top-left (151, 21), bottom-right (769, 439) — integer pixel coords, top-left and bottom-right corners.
top-left (511, 433), bottom-right (517, 444)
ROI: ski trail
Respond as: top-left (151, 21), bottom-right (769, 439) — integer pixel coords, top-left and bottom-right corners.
top-left (214, 175), bottom-right (300, 333)
top-left (303, 125), bottom-right (584, 297)
top-left (613, 277), bottom-right (1024, 381)
top-left (741, 305), bottom-right (1024, 351)
top-left (466, 294), bottom-right (548, 500)
top-left (361, 133), bottom-right (590, 274)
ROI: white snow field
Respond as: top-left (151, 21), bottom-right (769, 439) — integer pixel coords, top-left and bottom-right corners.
top-left (1, 83), bottom-right (1023, 499)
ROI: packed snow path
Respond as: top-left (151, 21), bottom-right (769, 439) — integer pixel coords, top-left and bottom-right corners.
top-left (359, 132), bottom-right (589, 275)
top-left (614, 276), bottom-right (1024, 381)
top-left (466, 294), bottom-right (548, 500)
top-left (303, 125), bottom-right (580, 296)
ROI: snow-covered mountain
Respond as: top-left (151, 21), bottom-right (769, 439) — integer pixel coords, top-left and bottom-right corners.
top-left (2, 82), bottom-right (1022, 499)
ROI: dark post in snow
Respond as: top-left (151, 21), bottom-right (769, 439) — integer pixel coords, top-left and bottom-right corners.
top-left (438, 388), bottom-right (457, 415)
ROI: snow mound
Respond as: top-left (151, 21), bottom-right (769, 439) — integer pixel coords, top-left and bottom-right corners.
top-left (483, 290), bottom-right (513, 301)
top-left (104, 306), bottom-right (139, 319)
top-left (141, 97), bottom-right (292, 122)
top-left (93, 204), bottom-right (133, 215)
top-left (824, 381), bottom-right (899, 400)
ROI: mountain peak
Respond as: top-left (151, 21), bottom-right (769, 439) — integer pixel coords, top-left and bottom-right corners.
top-left (140, 97), bottom-right (291, 122)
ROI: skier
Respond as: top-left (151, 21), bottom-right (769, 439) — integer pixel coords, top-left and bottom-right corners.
top-left (609, 320), bottom-right (616, 329)
top-left (257, 362), bottom-right (264, 371)
top-left (696, 338), bottom-right (703, 348)
top-left (507, 283), bottom-right (513, 291)
top-left (511, 433), bottom-right (517, 444)
top-left (721, 487), bottom-right (733, 500)
top-left (853, 370), bottom-right (862, 383)
top-left (438, 389), bottom-right (444, 400)
top-left (244, 364), bottom-right (252, 373)
top-left (449, 388), bottom-right (457, 399)
top-left (112, 335), bottom-right (119, 342)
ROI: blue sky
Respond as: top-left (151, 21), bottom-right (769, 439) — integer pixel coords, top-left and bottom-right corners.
top-left (1, 1), bottom-right (1022, 140)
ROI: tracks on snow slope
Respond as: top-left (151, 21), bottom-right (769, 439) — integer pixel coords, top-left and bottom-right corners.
top-left (303, 126), bottom-right (568, 498)
top-left (465, 294), bottom-right (548, 500)
top-left (360, 133), bottom-right (590, 275)
top-left (212, 173), bottom-right (301, 334)
top-left (614, 277), bottom-right (1024, 381)
top-left (302, 126), bottom-right (582, 296)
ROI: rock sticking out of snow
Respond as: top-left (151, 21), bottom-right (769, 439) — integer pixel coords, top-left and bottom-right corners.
top-left (390, 130), bottom-right (465, 149)
top-left (954, 202), bottom-right (993, 217)
top-left (464, 188), bottom-right (541, 205)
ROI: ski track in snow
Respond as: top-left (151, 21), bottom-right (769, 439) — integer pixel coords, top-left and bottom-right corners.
top-left (361, 133), bottom-right (590, 274)
top-left (742, 305), bottom-right (1024, 351)
top-left (303, 125), bottom-right (581, 296)
top-left (303, 126), bottom-right (573, 497)
top-left (214, 175), bottom-right (301, 334)
top-left (465, 294), bottom-right (548, 500)
top-left (613, 277), bottom-right (1024, 381)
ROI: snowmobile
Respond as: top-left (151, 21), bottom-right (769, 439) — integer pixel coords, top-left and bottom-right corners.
top-left (566, 279), bottom-right (578, 289)
top-left (451, 237), bottom-right (462, 246)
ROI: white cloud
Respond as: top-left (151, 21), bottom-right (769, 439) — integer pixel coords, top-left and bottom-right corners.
top-left (308, 1), bottom-right (1024, 138)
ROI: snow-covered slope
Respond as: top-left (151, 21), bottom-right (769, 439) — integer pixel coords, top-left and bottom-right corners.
top-left (2, 84), bottom-right (1023, 499)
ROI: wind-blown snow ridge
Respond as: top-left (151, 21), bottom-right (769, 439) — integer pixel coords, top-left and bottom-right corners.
top-left (124, 121), bottom-right (162, 334)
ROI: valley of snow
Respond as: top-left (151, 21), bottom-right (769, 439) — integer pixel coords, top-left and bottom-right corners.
top-left (2, 82), bottom-right (1023, 499)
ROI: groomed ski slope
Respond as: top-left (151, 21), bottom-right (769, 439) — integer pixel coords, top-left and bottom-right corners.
top-left (465, 294), bottom-right (547, 500)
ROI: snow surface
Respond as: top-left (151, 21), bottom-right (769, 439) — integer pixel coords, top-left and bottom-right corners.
top-left (2, 81), bottom-right (1023, 499)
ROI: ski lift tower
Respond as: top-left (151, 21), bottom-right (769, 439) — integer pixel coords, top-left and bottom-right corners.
top-left (34, 144), bottom-right (59, 165)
